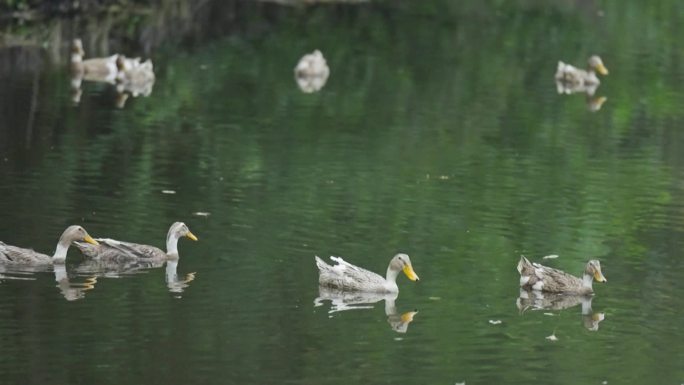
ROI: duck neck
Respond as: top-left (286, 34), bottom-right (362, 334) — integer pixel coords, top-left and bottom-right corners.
top-left (166, 233), bottom-right (180, 257)
top-left (582, 273), bottom-right (594, 291)
top-left (385, 267), bottom-right (400, 291)
top-left (71, 52), bottom-right (82, 64)
top-left (52, 238), bottom-right (71, 263)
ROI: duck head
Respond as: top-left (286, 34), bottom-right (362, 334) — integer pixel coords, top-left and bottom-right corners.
top-left (585, 260), bottom-right (607, 283)
top-left (61, 225), bottom-right (98, 246)
top-left (71, 39), bottom-right (85, 63)
top-left (168, 222), bottom-right (198, 242)
top-left (389, 253), bottom-right (420, 282)
top-left (588, 55), bottom-right (609, 75)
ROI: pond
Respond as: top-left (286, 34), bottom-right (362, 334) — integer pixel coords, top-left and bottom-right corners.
top-left (0, 1), bottom-right (683, 384)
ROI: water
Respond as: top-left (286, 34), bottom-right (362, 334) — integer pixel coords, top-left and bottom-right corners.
top-left (1, 1), bottom-right (684, 384)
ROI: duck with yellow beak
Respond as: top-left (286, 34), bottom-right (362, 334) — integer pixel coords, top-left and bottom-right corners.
top-left (518, 257), bottom-right (606, 295)
top-left (76, 222), bottom-right (197, 263)
top-left (0, 225), bottom-right (98, 265)
top-left (555, 55), bottom-right (609, 86)
top-left (315, 253), bottom-right (419, 293)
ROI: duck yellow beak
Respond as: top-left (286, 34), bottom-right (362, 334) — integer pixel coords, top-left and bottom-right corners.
top-left (186, 231), bottom-right (198, 241)
top-left (596, 63), bottom-right (609, 75)
top-left (402, 265), bottom-right (420, 282)
top-left (401, 311), bottom-right (418, 323)
top-left (593, 269), bottom-right (607, 283)
top-left (84, 235), bottom-right (99, 246)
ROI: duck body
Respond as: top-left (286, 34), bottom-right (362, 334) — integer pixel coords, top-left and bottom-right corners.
top-left (0, 242), bottom-right (53, 265)
top-left (0, 226), bottom-right (98, 266)
top-left (77, 238), bottom-right (166, 262)
top-left (554, 55), bottom-right (608, 86)
top-left (517, 256), bottom-right (606, 295)
top-left (315, 253), bottom-right (419, 293)
top-left (294, 50), bottom-right (329, 78)
top-left (70, 39), bottom-right (120, 83)
top-left (294, 50), bottom-right (330, 93)
top-left (75, 222), bottom-right (197, 262)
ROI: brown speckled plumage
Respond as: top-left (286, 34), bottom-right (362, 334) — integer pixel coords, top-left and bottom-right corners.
top-left (517, 256), bottom-right (606, 295)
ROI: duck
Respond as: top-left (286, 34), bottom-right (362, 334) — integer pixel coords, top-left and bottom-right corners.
top-left (294, 49), bottom-right (330, 93)
top-left (75, 222), bottom-right (197, 262)
top-left (517, 256), bottom-right (606, 295)
top-left (0, 225), bottom-right (98, 265)
top-left (70, 39), bottom-right (120, 83)
top-left (315, 253), bottom-right (419, 293)
top-left (555, 55), bottom-right (609, 86)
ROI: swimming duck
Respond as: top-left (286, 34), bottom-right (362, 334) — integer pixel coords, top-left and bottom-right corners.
top-left (315, 253), bottom-right (419, 293)
top-left (0, 225), bottom-right (98, 265)
top-left (517, 256), bottom-right (606, 295)
top-left (555, 55), bottom-right (608, 86)
top-left (75, 222), bottom-right (197, 262)
top-left (70, 39), bottom-right (120, 83)
top-left (294, 50), bottom-right (330, 93)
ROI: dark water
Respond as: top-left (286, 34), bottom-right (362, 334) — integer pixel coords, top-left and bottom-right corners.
top-left (1, 1), bottom-right (684, 384)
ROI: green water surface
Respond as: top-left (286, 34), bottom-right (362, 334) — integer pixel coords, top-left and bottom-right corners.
top-left (0, 1), bottom-right (683, 384)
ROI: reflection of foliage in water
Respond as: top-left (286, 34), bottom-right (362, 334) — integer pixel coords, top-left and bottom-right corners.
top-left (0, 1), bottom-right (683, 384)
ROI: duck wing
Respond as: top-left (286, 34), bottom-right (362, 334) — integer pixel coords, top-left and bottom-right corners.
top-left (76, 238), bottom-right (165, 262)
top-left (315, 256), bottom-right (386, 291)
top-left (0, 242), bottom-right (51, 265)
top-left (518, 256), bottom-right (583, 292)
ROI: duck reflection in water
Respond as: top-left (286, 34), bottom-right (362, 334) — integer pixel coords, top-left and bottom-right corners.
top-left (555, 80), bottom-right (608, 112)
top-left (53, 264), bottom-right (97, 301)
top-left (294, 49), bottom-right (330, 93)
top-left (314, 288), bottom-right (418, 334)
top-left (114, 56), bottom-right (156, 108)
top-left (165, 258), bottom-right (196, 296)
top-left (517, 289), bottom-right (606, 331)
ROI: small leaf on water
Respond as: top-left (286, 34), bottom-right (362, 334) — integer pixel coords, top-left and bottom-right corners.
top-left (543, 254), bottom-right (559, 259)
top-left (161, 190), bottom-right (176, 194)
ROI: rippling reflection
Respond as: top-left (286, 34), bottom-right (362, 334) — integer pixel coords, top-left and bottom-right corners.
top-left (165, 259), bottom-right (196, 296)
top-left (53, 264), bottom-right (98, 301)
top-left (517, 289), bottom-right (606, 331)
top-left (74, 258), bottom-right (163, 278)
top-left (314, 287), bottom-right (418, 333)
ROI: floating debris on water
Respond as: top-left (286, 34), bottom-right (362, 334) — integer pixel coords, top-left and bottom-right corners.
top-left (429, 296), bottom-right (442, 301)
top-left (543, 254), bottom-right (559, 260)
top-left (161, 190), bottom-right (176, 194)
top-left (193, 212), bottom-right (211, 217)
top-left (455, 382), bottom-right (466, 385)
top-left (489, 320), bottom-right (502, 325)
top-left (546, 332), bottom-right (558, 341)
top-left (543, 313), bottom-right (555, 316)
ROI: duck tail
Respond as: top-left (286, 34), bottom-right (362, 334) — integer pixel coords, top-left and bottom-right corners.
top-left (517, 255), bottom-right (531, 274)
top-left (314, 256), bottom-right (329, 271)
